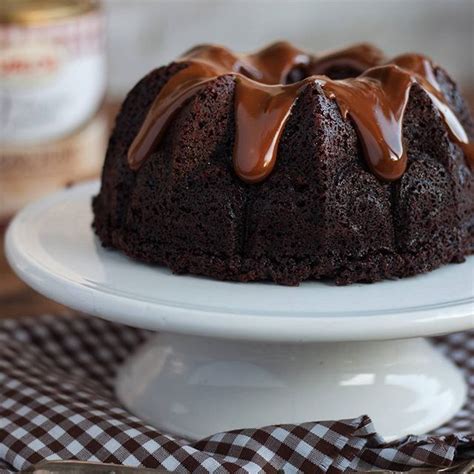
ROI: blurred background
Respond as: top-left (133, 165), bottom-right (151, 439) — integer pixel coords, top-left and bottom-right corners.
top-left (105, 0), bottom-right (474, 99)
top-left (1, 0), bottom-right (473, 317)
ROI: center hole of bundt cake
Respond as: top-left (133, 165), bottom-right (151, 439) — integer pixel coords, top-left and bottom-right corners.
top-left (285, 65), bottom-right (308, 84)
top-left (284, 64), bottom-right (367, 84)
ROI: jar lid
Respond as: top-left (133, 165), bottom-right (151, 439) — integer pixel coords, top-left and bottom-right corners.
top-left (0, 0), bottom-right (99, 25)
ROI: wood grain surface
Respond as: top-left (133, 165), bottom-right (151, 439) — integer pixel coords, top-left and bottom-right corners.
top-left (0, 102), bottom-right (120, 320)
top-left (0, 229), bottom-right (67, 319)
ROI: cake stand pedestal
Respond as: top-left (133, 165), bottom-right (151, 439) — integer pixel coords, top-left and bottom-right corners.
top-left (5, 182), bottom-right (473, 441)
top-left (116, 334), bottom-right (465, 440)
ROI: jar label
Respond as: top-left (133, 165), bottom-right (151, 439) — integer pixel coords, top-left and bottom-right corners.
top-left (0, 10), bottom-right (106, 144)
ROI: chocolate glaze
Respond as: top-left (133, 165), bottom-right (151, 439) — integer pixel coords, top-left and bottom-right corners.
top-left (128, 42), bottom-right (473, 183)
top-left (233, 79), bottom-right (308, 181)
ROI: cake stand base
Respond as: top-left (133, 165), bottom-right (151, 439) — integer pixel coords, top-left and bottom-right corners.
top-left (115, 333), bottom-right (466, 442)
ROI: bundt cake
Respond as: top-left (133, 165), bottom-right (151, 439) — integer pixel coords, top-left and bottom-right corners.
top-left (93, 41), bottom-right (474, 285)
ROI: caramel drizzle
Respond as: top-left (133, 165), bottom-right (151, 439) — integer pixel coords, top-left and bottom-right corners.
top-left (128, 42), bottom-right (473, 183)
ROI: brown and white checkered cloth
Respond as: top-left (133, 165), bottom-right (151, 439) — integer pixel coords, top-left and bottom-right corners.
top-left (0, 315), bottom-right (472, 473)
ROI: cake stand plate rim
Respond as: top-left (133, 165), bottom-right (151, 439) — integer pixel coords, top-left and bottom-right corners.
top-left (5, 180), bottom-right (474, 342)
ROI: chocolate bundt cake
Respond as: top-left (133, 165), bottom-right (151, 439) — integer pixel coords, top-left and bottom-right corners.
top-left (93, 42), bottom-right (474, 285)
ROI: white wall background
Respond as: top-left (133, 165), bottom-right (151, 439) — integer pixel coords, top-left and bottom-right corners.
top-left (104, 0), bottom-right (474, 98)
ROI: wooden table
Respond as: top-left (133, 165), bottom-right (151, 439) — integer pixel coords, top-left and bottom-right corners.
top-left (0, 102), bottom-right (120, 319)
top-left (0, 228), bottom-right (67, 318)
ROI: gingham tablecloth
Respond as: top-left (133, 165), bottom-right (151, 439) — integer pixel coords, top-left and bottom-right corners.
top-left (0, 315), bottom-right (472, 473)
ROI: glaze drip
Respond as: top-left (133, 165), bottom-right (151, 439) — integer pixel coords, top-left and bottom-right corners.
top-left (233, 79), bottom-right (307, 182)
top-left (128, 42), bottom-right (473, 183)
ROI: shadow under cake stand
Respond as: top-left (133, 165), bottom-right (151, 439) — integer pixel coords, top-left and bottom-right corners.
top-left (5, 181), bottom-right (474, 441)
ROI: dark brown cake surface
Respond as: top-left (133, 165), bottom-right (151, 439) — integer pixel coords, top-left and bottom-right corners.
top-left (93, 42), bottom-right (474, 285)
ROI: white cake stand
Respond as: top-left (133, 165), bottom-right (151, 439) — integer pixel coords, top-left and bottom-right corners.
top-left (5, 181), bottom-right (474, 442)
